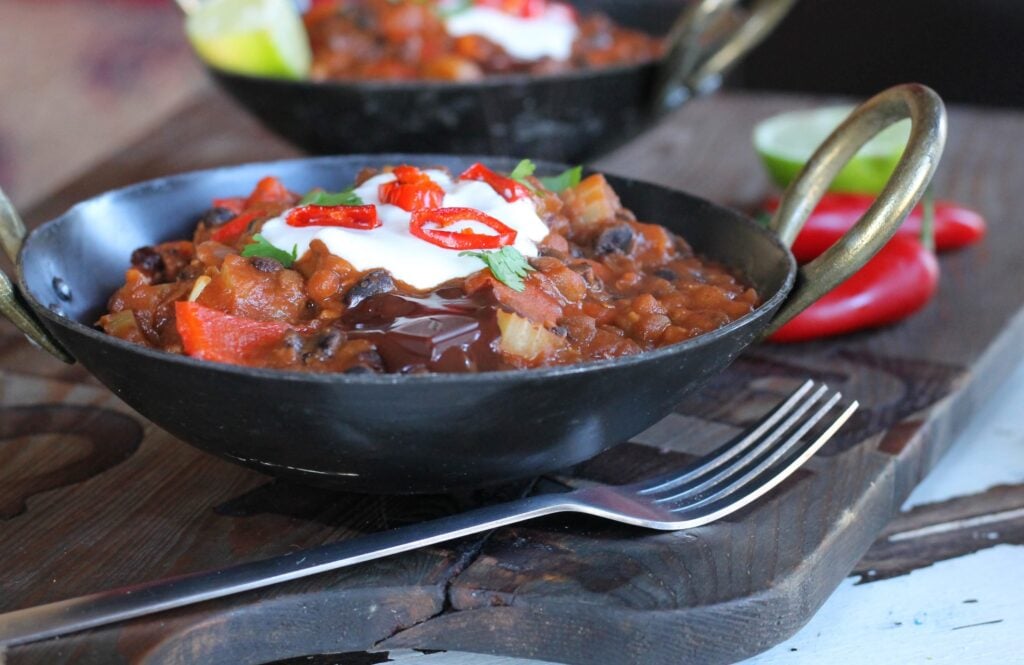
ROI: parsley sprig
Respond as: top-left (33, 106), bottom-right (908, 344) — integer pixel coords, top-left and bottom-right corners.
top-left (460, 246), bottom-right (535, 292)
top-left (298, 187), bottom-right (363, 207)
top-left (510, 158), bottom-right (536, 182)
top-left (508, 159), bottom-right (583, 194)
top-left (508, 159), bottom-right (539, 194)
top-left (540, 165), bottom-right (583, 193)
top-left (241, 234), bottom-right (299, 268)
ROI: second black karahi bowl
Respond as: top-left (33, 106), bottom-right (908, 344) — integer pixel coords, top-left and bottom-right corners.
top-left (207, 0), bottom-right (794, 161)
top-left (1, 86), bottom-right (945, 493)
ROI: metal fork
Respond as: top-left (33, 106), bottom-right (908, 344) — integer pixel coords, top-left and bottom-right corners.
top-left (0, 380), bottom-right (855, 648)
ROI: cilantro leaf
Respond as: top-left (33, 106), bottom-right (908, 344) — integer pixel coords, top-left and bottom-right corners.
top-left (509, 159), bottom-right (536, 182)
top-left (539, 165), bottom-right (583, 193)
top-left (299, 187), bottom-right (363, 207)
top-left (507, 159), bottom-right (540, 194)
top-left (241, 234), bottom-right (299, 268)
top-left (460, 246), bottom-right (536, 292)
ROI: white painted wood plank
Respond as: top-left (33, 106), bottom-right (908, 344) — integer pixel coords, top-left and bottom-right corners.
top-left (744, 545), bottom-right (1024, 664)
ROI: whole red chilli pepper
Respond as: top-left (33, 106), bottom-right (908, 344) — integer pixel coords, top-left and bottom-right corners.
top-left (768, 233), bottom-right (939, 343)
top-left (762, 193), bottom-right (986, 259)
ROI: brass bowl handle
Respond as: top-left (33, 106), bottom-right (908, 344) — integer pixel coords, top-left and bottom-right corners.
top-left (656, 0), bottom-right (797, 109)
top-left (762, 83), bottom-right (948, 337)
top-left (0, 189), bottom-right (75, 363)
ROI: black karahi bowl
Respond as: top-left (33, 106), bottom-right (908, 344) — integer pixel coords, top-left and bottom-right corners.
top-left (206, 0), bottom-right (792, 161)
top-left (1, 87), bottom-right (944, 493)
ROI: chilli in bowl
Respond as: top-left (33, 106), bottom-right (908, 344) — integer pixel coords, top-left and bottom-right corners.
top-left (99, 161), bottom-right (759, 374)
top-left (303, 0), bottom-right (663, 81)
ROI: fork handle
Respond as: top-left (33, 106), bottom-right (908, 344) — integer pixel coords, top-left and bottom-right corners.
top-left (0, 494), bottom-right (566, 648)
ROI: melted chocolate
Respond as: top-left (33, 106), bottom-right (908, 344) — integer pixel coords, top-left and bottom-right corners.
top-left (342, 287), bottom-right (504, 373)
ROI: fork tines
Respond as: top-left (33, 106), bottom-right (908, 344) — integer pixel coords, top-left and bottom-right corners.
top-left (639, 380), bottom-right (857, 518)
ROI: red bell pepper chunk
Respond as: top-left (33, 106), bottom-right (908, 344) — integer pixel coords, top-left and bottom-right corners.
top-left (379, 166), bottom-right (445, 212)
top-left (287, 204), bottom-right (381, 230)
top-left (210, 211), bottom-right (258, 244)
top-left (459, 162), bottom-right (533, 202)
top-left (410, 207), bottom-right (517, 250)
top-left (175, 301), bottom-right (290, 365)
top-left (212, 197), bottom-right (247, 215)
top-left (245, 176), bottom-right (295, 208)
top-left (762, 193), bottom-right (986, 259)
top-left (768, 233), bottom-right (939, 343)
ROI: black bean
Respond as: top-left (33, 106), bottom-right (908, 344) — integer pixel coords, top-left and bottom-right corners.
top-left (654, 268), bottom-right (677, 282)
top-left (595, 225), bottom-right (636, 255)
top-left (131, 246), bottom-right (163, 272)
top-left (345, 270), bottom-right (396, 308)
top-left (251, 257), bottom-right (283, 273)
top-left (551, 325), bottom-right (568, 337)
top-left (302, 329), bottom-right (347, 364)
top-left (197, 207), bottom-right (237, 227)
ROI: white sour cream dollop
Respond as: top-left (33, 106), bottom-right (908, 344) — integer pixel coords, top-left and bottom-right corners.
top-left (442, 3), bottom-right (578, 62)
top-left (259, 169), bottom-right (550, 290)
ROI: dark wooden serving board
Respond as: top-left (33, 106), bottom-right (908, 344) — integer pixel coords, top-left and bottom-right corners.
top-left (2, 90), bottom-right (1023, 665)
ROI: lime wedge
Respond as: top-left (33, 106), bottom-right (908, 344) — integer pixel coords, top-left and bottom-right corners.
top-left (185, 0), bottom-right (312, 79)
top-left (753, 106), bottom-right (911, 194)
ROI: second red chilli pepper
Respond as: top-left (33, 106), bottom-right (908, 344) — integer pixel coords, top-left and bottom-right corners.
top-left (768, 232), bottom-right (939, 343)
top-left (762, 193), bottom-right (986, 255)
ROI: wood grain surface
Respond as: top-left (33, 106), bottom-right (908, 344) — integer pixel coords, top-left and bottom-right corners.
top-left (1, 89), bottom-right (1022, 665)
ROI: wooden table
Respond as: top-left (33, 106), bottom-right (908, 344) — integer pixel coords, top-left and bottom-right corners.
top-left (2, 87), bottom-right (1023, 664)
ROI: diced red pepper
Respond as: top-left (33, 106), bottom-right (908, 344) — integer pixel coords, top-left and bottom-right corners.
top-left (475, 0), bottom-right (548, 18)
top-left (379, 166), bottom-right (445, 211)
top-left (768, 233), bottom-right (939, 343)
top-left (287, 204), bottom-right (381, 230)
top-left (210, 211), bottom-right (258, 244)
top-left (762, 193), bottom-right (986, 259)
top-left (459, 162), bottom-right (533, 202)
top-left (245, 176), bottom-right (295, 208)
top-left (175, 301), bottom-right (290, 365)
top-left (410, 207), bottom-right (517, 250)
top-left (465, 272), bottom-right (561, 326)
top-left (212, 197), bottom-right (246, 215)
